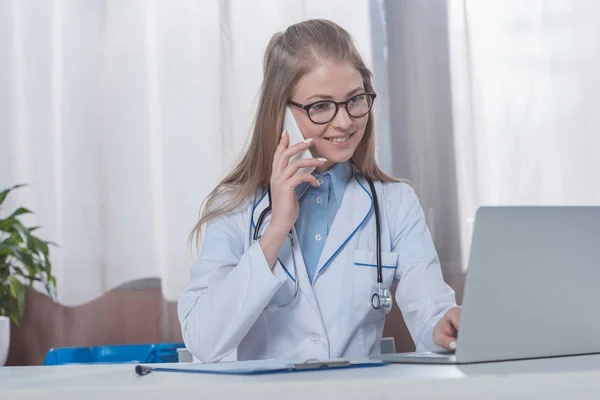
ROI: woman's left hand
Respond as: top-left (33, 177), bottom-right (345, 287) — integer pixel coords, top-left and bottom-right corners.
top-left (433, 306), bottom-right (461, 351)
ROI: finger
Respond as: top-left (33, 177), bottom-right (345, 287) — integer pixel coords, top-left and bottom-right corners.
top-left (289, 172), bottom-right (320, 188)
top-left (272, 130), bottom-right (290, 174)
top-left (276, 138), bottom-right (313, 172)
top-left (435, 318), bottom-right (459, 351)
top-left (436, 327), bottom-right (457, 351)
top-left (442, 319), bottom-right (459, 351)
top-left (447, 307), bottom-right (461, 332)
top-left (281, 158), bottom-right (327, 179)
top-left (441, 320), bottom-right (456, 337)
top-left (277, 137), bottom-right (312, 172)
top-left (445, 336), bottom-right (457, 351)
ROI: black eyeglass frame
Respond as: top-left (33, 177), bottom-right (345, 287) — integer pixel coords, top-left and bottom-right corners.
top-left (287, 92), bottom-right (377, 125)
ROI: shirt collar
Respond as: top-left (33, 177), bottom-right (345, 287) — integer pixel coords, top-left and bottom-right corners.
top-left (295, 161), bottom-right (353, 208)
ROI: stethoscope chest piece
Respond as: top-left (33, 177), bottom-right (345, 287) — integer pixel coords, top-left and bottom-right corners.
top-left (371, 283), bottom-right (393, 314)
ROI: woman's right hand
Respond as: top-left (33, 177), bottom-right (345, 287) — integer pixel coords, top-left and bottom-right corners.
top-left (258, 130), bottom-right (326, 268)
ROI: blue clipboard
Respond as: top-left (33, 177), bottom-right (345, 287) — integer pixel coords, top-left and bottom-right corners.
top-left (135, 359), bottom-right (388, 376)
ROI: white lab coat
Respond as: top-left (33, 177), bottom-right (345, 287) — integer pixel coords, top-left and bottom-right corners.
top-left (178, 169), bottom-right (457, 363)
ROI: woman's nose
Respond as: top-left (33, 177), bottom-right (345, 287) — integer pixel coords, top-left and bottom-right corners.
top-left (330, 106), bottom-right (353, 130)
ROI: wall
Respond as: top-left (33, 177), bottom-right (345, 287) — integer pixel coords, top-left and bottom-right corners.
top-left (7, 283), bottom-right (180, 366)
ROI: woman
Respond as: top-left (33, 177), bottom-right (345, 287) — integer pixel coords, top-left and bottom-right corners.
top-left (178, 19), bottom-right (460, 363)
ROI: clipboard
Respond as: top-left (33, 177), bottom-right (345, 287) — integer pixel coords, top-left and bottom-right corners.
top-left (135, 358), bottom-right (388, 376)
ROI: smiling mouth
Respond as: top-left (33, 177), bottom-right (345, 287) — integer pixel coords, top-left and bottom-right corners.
top-left (326, 133), bottom-right (354, 143)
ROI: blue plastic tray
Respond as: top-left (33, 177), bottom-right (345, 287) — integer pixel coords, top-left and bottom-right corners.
top-left (43, 342), bottom-right (186, 365)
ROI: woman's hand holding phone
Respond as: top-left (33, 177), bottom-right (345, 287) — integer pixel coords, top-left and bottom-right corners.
top-left (258, 130), bottom-right (326, 268)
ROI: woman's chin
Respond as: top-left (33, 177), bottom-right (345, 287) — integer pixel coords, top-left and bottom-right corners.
top-left (318, 150), bottom-right (355, 164)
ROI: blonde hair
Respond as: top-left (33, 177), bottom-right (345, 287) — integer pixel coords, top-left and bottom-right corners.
top-left (190, 19), bottom-right (398, 248)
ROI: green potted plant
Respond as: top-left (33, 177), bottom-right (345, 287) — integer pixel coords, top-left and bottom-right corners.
top-left (0, 184), bottom-right (57, 366)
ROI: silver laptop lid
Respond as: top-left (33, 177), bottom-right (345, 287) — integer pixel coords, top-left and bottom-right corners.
top-left (456, 206), bottom-right (600, 363)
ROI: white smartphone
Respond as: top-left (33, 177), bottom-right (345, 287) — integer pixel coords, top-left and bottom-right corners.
top-left (283, 106), bottom-right (315, 175)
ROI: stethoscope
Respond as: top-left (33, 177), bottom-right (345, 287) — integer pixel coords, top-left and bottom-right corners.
top-left (253, 177), bottom-right (393, 315)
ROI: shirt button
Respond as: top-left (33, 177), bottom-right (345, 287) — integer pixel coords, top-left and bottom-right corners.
top-left (315, 234), bottom-right (322, 241)
top-left (317, 178), bottom-right (324, 185)
top-left (316, 196), bottom-right (323, 204)
top-left (310, 335), bottom-right (320, 343)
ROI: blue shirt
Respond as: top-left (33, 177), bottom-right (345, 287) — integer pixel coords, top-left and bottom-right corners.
top-left (294, 161), bottom-right (353, 283)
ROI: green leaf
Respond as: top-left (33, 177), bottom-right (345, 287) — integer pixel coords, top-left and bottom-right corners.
top-left (17, 289), bottom-right (25, 316)
top-left (0, 243), bottom-right (20, 257)
top-left (44, 281), bottom-right (54, 299)
top-left (0, 184), bottom-right (26, 206)
top-left (30, 236), bottom-right (49, 257)
top-left (9, 313), bottom-right (20, 327)
top-left (3, 232), bottom-right (22, 245)
top-left (10, 221), bottom-right (30, 247)
top-left (9, 276), bottom-right (24, 299)
top-left (3, 298), bottom-right (22, 327)
top-left (12, 250), bottom-right (37, 276)
top-left (0, 217), bottom-right (16, 232)
top-left (9, 207), bottom-right (33, 219)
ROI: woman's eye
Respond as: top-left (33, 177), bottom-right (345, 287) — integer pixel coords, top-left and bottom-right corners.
top-left (350, 95), bottom-right (366, 104)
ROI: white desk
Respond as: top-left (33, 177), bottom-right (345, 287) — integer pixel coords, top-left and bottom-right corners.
top-left (2, 354), bottom-right (600, 400)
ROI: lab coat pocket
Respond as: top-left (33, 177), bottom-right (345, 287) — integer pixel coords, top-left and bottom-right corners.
top-left (352, 249), bottom-right (398, 323)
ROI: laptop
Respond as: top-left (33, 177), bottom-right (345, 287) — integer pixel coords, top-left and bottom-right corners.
top-left (379, 206), bottom-right (600, 364)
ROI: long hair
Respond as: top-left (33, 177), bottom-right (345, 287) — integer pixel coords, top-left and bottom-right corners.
top-left (190, 19), bottom-right (398, 248)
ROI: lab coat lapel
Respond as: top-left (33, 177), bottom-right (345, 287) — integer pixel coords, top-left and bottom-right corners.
top-left (251, 190), bottom-right (320, 313)
top-left (278, 227), bottom-right (321, 314)
top-left (313, 174), bottom-right (373, 283)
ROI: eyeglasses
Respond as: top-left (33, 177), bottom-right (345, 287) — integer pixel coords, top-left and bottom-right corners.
top-left (288, 93), bottom-right (377, 125)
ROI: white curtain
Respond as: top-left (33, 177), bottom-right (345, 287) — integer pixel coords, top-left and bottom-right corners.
top-left (382, 0), bottom-right (600, 280)
top-left (382, 0), bottom-right (464, 279)
top-left (0, 0), bottom-right (375, 306)
top-left (448, 0), bottom-right (600, 267)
